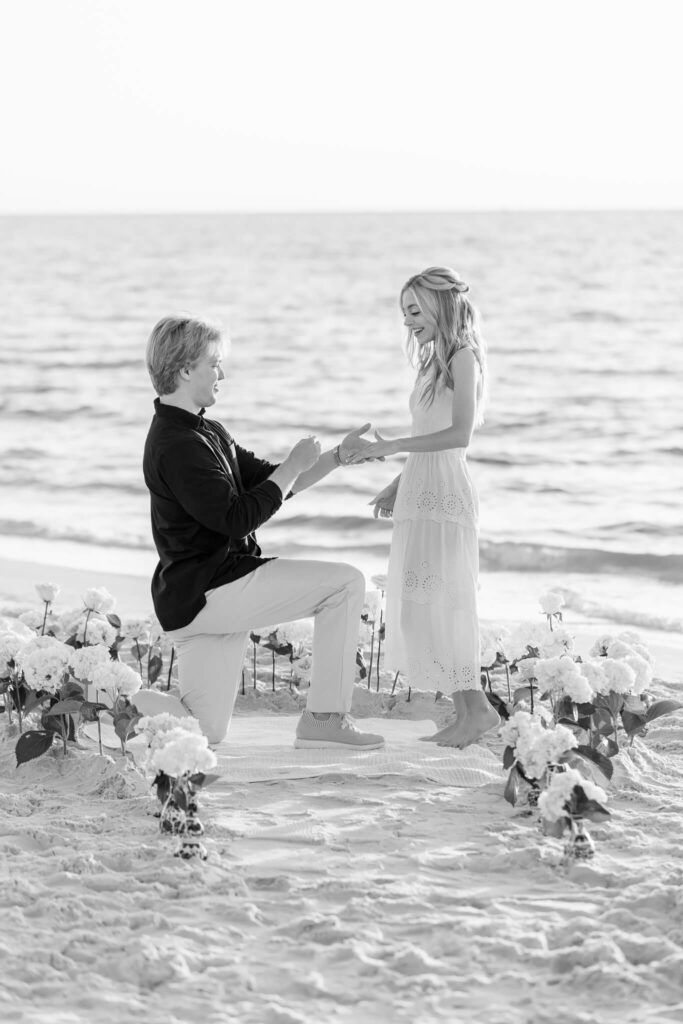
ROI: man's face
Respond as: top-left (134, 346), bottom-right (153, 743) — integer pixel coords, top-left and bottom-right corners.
top-left (185, 342), bottom-right (225, 410)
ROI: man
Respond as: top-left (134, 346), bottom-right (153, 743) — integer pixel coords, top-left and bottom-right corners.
top-left (141, 314), bottom-right (384, 750)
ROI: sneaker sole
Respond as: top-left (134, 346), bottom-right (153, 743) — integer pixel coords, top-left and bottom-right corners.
top-left (294, 738), bottom-right (385, 750)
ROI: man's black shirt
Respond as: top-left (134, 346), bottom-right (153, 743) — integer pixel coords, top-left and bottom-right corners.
top-left (143, 399), bottom-right (284, 630)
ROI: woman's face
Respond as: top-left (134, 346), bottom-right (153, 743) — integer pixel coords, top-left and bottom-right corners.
top-left (401, 288), bottom-right (436, 347)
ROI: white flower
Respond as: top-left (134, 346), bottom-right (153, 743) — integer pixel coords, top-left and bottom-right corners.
top-left (82, 587), bottom-right (116, 614)
top-left (631, 642), bottom-right (654, 666)
top-left (291, 653), bottom-right (312, 688)
top-left (18, 609), bottom-right (46, 632)
top-left (149, 729), bottom-right (216, 777)
top-left (623, 653), bottom-right (652, 695)
top-left (69, 644), bottom-right (111, 682)
top-left (480, 624), bottom-right (509, 668)
top-left (606, 639), bottom-right (634, 661)
top-left (538, 767), bottom-right (608, 823)
top-left (535, 656), bottom-right (593, 704)
top-left (589, 633), bottom-right (614, 658)
top-left (76, 617), bottom-right (118, 649)
top-left (579, 659), bottom-right (608, 695)
top-left (121, 618), bottom-right (150, 641)
top-left (600, 657), bottom-right (636, 696)
top-left (138, 712), bottom-right (203, 753)
top-left (371, 574), bottom-right (388, 591)
top-left (0, 631), bottom-right (29, 676)
top-left (499, 710), bottom-right (538, 749)
top-left (16, 637), bottom-right (71, 695)
top-left (516, 657), bottom-right (539, 682)
top-left (362, 591), bottom-right (382, 622)
top-left (278, 620), bottom-right (313, 648)
top-left (514, 720), bottom-right (578, 780)
top-left (617, 629), bottom-right (641, 646)
top-left (36, 582), bottom-right (61, 604)
top-left (538, 626), bottom-right (574, 659)
top-left (502, 622), bottom-right (548, 663)
top-left (91, 660), bottom-right (142, 701)
top-left (539, 591), bottom-right (564, 615)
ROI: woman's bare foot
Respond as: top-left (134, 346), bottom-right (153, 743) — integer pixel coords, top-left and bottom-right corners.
top-left (436, 701), bottom-right (500, 748)
top-left (419, 717), bottom-right (457, 742)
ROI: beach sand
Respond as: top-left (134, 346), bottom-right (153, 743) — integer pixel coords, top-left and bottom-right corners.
top-left (2, 555), bottom-right (683, 1023)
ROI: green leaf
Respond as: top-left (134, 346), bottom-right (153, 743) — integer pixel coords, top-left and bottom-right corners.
top-left (621, 709), bottom-right (648, 740)
top-left (503, 764), bottom-right (521, 806)
top-left (574, 788), bottom-right (611, 821)
top-left (189, 772), bottom-right (220, 789)
top-left (513, 685), bottom-right (535, 705)
top-left (486, 691), bottom-right (510, 719)
top-left (23, 690), bottom-right (50, 715)
top-left (249, 632), bottom-right (261, 645)
top-left (132, 642), bottom-right (149, 659)
top-left (597, 736), bottom-right (620, 758)
top-left (147, 653), bottom-right (163, 684)
top-left (575, 701), bottom-right (596, 716)
top-left (645, 699), bottom-right (683, 724)
top-left (172, 785), bottom-right (188, 812)
top-left (502, 746), bottom-right (515, 770)
top-left (554, 697), bottom-right (575, 721)
top-left (107, 613), bottom-right (122, 630)
top-left (542, 817), bottom-right (567, 839)
top-left (573, 744), bottom-right (614, 781)
top-left (16, 730), bottom-right (54, 766)
top-left (590, 707), bottom-right (614, 737)
top-left (45, 698), bottom-right (84, 716)
top-left (355, 648), bottom-right (367, 680)
top-left (112, 709), bottom-right (142, 742)
top-left (153, 771), bottom-right (172, 803)
top-left (61, 680), bottom-right (85, 700)
top-left (80, 700), bottom-right (108, 723)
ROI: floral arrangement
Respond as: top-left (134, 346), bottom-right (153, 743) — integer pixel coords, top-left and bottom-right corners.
top-left (488, 590), bottom-right (682, 862)
top-left (138, 713), bottom-right (218, 859)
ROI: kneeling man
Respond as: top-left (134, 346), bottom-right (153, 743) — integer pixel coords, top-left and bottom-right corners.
top-left (142, 315), bottom-right (384, 750)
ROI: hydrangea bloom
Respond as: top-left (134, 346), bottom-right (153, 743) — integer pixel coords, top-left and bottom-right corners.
top-left (16, 636), bottom-right (72, 695)
top-left (138, 712), bottom-right (203, 753)
top-left (535, 656), bottom-right (593, 704)
top-left (599, 657), bottom-right (636, 696)
top-left (76, 617), bottom-right (118, 649)
top-left (121, 618), bottom-right (150, 641)
top-left (499, 710), bottom-right (543, 750)
top-left (480, 624), bottom-right (509, 669)
top-left (514, 720), bottom-right (578, 780)
top-left (18, 609), bottom-right (46, 631)
top-left (502, 622), bottom-right (548, 663)
top-left (82, 587), bottom-right (116, 614)
top-left (516, 657), bottom-right (539, 683)
top-left (579, 659), bottom-right (607, 695)
top-left (538, 626), bottom-right (574, 659)
top-left (538, 767), bottom-right (608, 823)
top-left (589, 634), bottom-right (614, 658)
top-left (0, 631), bottom-right (29, 676)
top-left (149, 729), bottom-right (217, 777)
top-left (91, 660), bottom-right (142, 701)
top-left (69, 644), bottom-right (111, 682)
top-left (623, 653), bottom-right (652, 695)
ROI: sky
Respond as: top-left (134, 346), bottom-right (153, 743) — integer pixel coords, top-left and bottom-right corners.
top-left (0, 0), bottom-right (681, 213)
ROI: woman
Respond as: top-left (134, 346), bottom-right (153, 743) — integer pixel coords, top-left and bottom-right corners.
top-left (352, 267), bottom-right (498, 747)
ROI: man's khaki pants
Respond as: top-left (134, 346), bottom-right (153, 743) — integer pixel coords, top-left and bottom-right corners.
top-left (166, 559), bottom-right (366, 743)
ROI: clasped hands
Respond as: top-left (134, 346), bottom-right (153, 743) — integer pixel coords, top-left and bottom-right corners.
top-left (340, 423), bottom-right (399, 465)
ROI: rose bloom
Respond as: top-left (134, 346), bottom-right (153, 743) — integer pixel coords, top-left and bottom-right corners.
top-left (75, 617), bottom-right (118, 649)
top-left (35, 582), bottom-right (61, 604)
top-left (122, 618), bottom-right (150, 641)
top-left (91, 660), bottom-right (142, 701)
top-left (82, 587), bottom-right (116, 614)
top-left (539, 591), bottom-right (564, 615)
top-left (516, 657), bottom-right (539, 683)
top-left (538, 626), bottom-right (575, 659)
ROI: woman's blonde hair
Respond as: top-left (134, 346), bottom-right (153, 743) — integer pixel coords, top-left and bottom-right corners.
top-left (146, 315), bottom-right (222, 395)
top-left (401, 266), bottom-right (487, 425)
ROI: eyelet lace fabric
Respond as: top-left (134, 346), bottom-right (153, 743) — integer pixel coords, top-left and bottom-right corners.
top-left (383, 379), bottom-right (481, 694)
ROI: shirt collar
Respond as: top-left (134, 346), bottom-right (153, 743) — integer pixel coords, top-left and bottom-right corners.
top-left (154, 397), bottom-right (206, 429)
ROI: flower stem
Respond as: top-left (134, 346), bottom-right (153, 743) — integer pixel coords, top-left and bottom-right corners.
top-left (166, 646), bottom-right (175, 691)
top-left (14, 677), bottom-right (23, 733)
top-left (83, 609), bottom-right (92, 645)
top-left (41, 601), bottom-right (50, 636)
top-left (95, 689), bottom-right (103, 756)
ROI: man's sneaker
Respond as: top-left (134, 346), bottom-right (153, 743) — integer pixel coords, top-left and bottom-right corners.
top-left (294, 711), bottom-right (385, 750)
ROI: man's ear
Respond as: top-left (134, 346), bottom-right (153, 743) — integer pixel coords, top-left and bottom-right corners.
top-left (179, 365), bottom-right (191, 381)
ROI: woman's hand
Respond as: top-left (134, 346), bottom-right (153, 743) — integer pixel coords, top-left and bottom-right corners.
top-left (349, 430), bottom-right (401, 464)
top-left (369, 476), bottom-right (400, 519)
top-left (339, 422), bottom-right (385, 464)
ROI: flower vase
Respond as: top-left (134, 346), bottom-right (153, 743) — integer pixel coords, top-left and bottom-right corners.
top-left (175, 790), bottom-right (208, 860)
top-left (160, 796), bottom-right (185, 835)
top-left (563, 816), bottom-right (595, 863)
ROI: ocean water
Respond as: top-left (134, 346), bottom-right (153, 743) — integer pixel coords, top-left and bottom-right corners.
top-left (1, 212), bottom-right (681, 628)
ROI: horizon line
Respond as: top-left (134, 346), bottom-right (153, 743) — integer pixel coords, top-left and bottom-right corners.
top-left (1, 206), bottom-right (682, 218)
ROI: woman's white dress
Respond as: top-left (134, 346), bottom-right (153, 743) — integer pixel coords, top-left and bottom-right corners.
top-left (384, 378), bottom-right (480, 693)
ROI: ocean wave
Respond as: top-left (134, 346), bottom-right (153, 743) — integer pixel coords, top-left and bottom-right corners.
top-left (556, 587), bottom-right (682, 634)
top-left (480, 540), bottom-right (683, 582)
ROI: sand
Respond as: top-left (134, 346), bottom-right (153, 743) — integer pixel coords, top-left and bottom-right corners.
top-left (1, 555), bottom-right (683, 1024)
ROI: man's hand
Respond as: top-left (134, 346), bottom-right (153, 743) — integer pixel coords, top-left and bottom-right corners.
top-left (339, 423), bottom-right (385, 465)
top-left (348, 429), bottom-right (400, 463)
